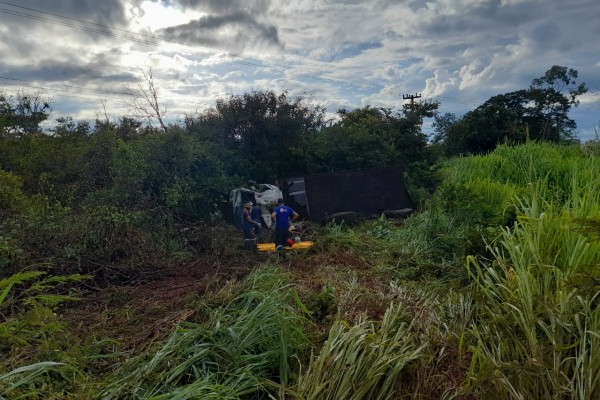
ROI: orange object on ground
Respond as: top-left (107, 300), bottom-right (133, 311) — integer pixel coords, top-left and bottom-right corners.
top-left (257, 241), bottom-right (314, 252)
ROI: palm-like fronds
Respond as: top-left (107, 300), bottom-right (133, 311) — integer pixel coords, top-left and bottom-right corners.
top-left (295, 303), bottom-right (424, 400)
top-left (465, 174), bottom-right (600, 399)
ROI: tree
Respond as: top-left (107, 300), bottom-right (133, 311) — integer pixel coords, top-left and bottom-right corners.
top-left (529, 65), bottom-right (587, 141)
top-left (53, 117), bottom-right (91, 139)
top-left (437, 66), bottom-right (587, 156)
top-left (450, 92), bottom-right (529, 155)
top-left (125, 66), bottom-right (168, 133)
top-left (0, 89), bottom-right (52, 137)
top-left (185, 91), bottom-right (325, 181)
top-left (305, 103), bottom-right (438, 191)
top-left (432, 113), bottom-right (458, 144)
top-left (306, 107), bottom-right (397, 172)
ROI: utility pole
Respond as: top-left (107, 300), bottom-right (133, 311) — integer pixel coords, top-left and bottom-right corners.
top-left (402, 93), bottom-right (423, 124)
top-left (402, 93), bottom-right (422, 110)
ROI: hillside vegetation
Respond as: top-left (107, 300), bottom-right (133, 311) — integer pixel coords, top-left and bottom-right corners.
top-left (1, 65), bottom-right (598, 400)
top-left (1, 141), bottom-right (599, 399)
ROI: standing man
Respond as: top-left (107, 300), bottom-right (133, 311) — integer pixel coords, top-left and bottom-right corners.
top-left (242, 201), bottom-right (260, 250)
top-left (271, 198), bottom-right (299, 250)
top-left (251, 203), bottom-right (263, 238)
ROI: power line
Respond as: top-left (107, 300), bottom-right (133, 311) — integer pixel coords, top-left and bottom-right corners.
top-left (0, 3), bottom-right (501, 110)
top-left (0, 6), bottom-right (378, 92)
top-left (427, 95), bottom-right (480, 107)
top-left (0, 72), bottom-right (494, 120)
top-left (0, 8), bottom-right (163, 47)
top-left (402, 93), bottom-right (422, 108)
top-left (1, 2), bottom-right (595, 118)
top-left (0, 75), bottom-right (230, 116)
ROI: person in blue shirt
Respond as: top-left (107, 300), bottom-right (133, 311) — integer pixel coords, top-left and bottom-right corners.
top-left (271, 198), bottom-right (299, 250)
top-left (242, 201), bottom-right (260, 250)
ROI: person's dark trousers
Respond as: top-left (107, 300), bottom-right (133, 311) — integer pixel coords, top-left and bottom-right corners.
top-left (274, 227), bottom-right (289, 247)
top-left (252, 220), bottom-right (263, 238)
top-left (243, 226), bottom-right (257, 251)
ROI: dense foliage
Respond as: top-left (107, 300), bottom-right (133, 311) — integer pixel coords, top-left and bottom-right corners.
top-left (0, 88), bottom-right (439, 282)
top-left (433, 66), bottom-right (588, 156)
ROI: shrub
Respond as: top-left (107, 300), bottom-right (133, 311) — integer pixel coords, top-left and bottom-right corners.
top-left (0, 169), bottom-right (29, 218)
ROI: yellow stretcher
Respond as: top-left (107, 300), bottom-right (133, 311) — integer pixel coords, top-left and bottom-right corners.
top-left (257, 241), bottom-right (314, 252)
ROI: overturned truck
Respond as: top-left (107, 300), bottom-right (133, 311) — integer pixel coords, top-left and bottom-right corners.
top-left (279, 166), bottom-right (414, 224)
top-left (229, 166), bottom-right (413, 228)
top-left (229, 184), bottom-right (282, 229)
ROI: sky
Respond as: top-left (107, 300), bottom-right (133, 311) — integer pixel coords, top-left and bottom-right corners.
top-left (0, 0), bottom-right (599, 141)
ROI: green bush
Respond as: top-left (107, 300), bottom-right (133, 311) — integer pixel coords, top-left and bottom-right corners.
top-left (0, 169), bottom-right (29, 218)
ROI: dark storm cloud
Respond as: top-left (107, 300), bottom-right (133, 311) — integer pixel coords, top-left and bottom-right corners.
top-left (150, 0), bottom-right (281, 51)
top-left (419, 1), bottom-right (536, 37)
top-left (0, 0), bottom-right (131, 49)
top-left (1, 59), bottom-right (137, 86)
top-left (157, 11), bottom-right (282, 50)
top-left (530, 22), bottom-right (561, 47)
top-left (1, 0), bottom-right (128, 26)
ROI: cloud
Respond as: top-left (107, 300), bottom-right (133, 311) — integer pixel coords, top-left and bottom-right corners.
top-left (424, 69), bottom-right (460, 97)
top-left (2, 0), bottom-right (129, 29)
top-left (318, 41), bottom-right (383, 62)
top-left (165, 0), bottom-right (273, 14)
top-left (3, 60), bottom-right (135, 84)
top-left (157, 11), bottom-right (282, 53)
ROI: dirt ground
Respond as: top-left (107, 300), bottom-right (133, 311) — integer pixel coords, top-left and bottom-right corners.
top-left (64, 254), bottom-right (258, 356)
top-left (63, 240), bottom-right (393, 364)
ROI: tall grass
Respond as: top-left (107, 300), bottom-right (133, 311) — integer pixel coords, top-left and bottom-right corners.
top-left (102, 267), bottom-right (310, 399)
top-left (0, 362), bottom-right (65, 399)
top-left (464, 172), bottom-right (600, 399)
top-left (386, 207), bottom-right (468, 264)
top-left (441, 142), bottom-right (598, 204)
top-left (295, 302), bottom-right (424, 400)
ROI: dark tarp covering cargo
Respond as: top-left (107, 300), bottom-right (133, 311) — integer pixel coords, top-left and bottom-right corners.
top-left (278, 166), bottom-right (413, 223)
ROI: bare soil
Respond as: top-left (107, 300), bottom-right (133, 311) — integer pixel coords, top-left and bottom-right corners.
top-left (64, 254), bottom-right (258, 356)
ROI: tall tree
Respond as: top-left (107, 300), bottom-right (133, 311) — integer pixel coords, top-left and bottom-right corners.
top-left (436, 66), bottom-right (587, 156)
top-left (185, 91), bottom-right (325, 181)
top-left (305, 102), bottom-right (437, 190)
top-left (529, 65), bottom-right (587, 141)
